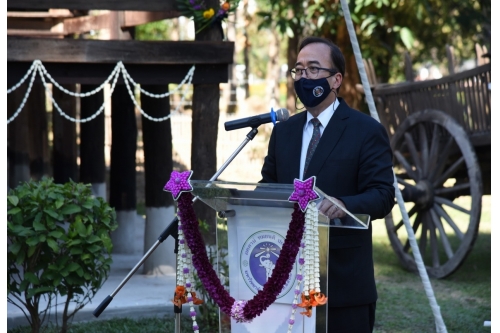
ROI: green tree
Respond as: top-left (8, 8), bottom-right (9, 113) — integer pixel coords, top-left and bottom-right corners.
top-left (254, 0), bottom-right (490, 109)
top-left (350, 0), bottom-right (490, 82)
top-left (256, 0), bottom-right (307, 112)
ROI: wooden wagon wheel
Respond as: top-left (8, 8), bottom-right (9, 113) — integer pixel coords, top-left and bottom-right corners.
top-left (385, 109), bottom-right (482, 278)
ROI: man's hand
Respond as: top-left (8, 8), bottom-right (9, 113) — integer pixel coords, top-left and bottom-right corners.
top-left (318, 198), bottom-right (346, 220)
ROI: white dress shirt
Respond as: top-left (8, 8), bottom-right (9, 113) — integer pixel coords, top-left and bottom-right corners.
top-left (299, 99), bottom-right (340, 179)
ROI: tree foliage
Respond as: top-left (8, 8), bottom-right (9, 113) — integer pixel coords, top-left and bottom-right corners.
top-left (350, 0), bottom-right (490, 81)
top-left (254, 0), bottom-right (490, 84)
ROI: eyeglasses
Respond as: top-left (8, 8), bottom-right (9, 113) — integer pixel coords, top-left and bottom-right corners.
top-left (290, 66), bottom-right (337, 80)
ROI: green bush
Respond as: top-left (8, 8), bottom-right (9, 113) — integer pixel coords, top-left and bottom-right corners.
top-left (7, 178), bottom-right (117, 333)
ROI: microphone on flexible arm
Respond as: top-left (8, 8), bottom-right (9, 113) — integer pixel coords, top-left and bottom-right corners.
top-left (224, 108), bottom-right (290, 131)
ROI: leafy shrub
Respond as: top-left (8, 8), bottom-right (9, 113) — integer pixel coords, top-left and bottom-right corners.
top-left (7, 178), bottom-right (117, 333)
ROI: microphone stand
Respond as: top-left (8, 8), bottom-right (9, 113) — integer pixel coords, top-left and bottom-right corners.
top-left (93, 127), bottom-right (261, 332)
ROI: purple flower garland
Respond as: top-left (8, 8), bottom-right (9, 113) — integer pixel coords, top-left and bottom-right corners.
top-left (178, 192), bottom-right (235, 315)
top-left (177, 192), bottom-right (306, 321)
top-left (242, 202), bottom-right (305, 320)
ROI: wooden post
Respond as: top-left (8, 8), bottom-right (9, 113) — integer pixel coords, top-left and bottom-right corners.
top-left (226, 10), bottom-right (238, 114)
top-left (52, 84), bottom-right (78, 184)
top-left (446, 45), bottom-right (456, 75)
top-left (27, 80), bottom-right (50, 181)
top-left (475, 43), bottom-right (486, 66)
top-left (109, 84), bottom-right (138, 254)
top-left (7, 83), bottom-right (31, 189)
top-left (368, 59), bottom-right (376, 85)
top-left (79, 84), bottom-right (106, 199)
top-left (140, 85), bottom-right (176, 275)
top-left (191, 0), bottom-right (224, 246)
top-left (107, 10), bottom-right (138, 254)
top-left (404, 51), bottom-right (414, 82)
top-left (445, 45), bottom-right (462, 124)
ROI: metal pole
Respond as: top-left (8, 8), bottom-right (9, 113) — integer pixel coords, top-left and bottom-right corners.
top-left (174, 250), bottom-right (182, 333)
top-left (93, 127), bottom-right (260, 324)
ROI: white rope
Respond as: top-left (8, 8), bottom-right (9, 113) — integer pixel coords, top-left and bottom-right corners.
top-left (121, 64), bottom-right (196, 98)
top-left (7, 63), bottom-right (39, 124)
top-left (38, 61), bottom-right (122, 97)
top-left (6, 60), bottom-right (195, 124)
top-left (38, 63), bottom-right (121, 123)
top-left (121, 63), bottom-right (195, 122)
top-left (7, 60), bottom-right (39, 94)
top-left (339, 1), bottom-right (448, 332)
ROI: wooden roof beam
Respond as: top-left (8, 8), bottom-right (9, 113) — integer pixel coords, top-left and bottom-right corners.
top-left (63, 12), bottom-right (112, 34)
top-left (7, 9), bottom-right (74, 18)
top-left (8, 62), bottom-right (230, 85)
top-left (63, 11), bottom-right (180, 34)
top-left (7, 0), bottom-right (177, 12)
top-left (123, 11), bottom-right (180, 27)
top-left (8, 37), bottom-right (234, 64)
top-left (7, 29), bottom-right (65, 38)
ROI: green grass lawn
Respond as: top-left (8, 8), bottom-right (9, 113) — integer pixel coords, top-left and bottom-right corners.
top-left (7, 316), bottom-right (193, 333)
top-left (373, 195), bottom-right (491, 333)
top-left (9, 196), bottom-right (491, 333)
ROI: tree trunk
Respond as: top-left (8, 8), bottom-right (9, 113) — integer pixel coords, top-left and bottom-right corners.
top-left (27, 80), bottom-right (50, 180)
top-left (52, 84), bottom-right (78, 184)
top-left (192, 5), bottom-right (223, 245)
top-left (326, 20), bottom-right (362, 111)
top-left (60, 290), bottom-right (73, 333)
top-left (140, 85), bottom-right (176, 275)
top-left (79, 84), bottom-right (106, 199)
top-left (286, 0), bottom-right (304, 113)
top-left (242, 0), bottom-right (251, 99)
top-left (24, 296), bottom-right (42, 333)
top-left (109, 84), bottom-right (138, 254)
top-left (265, 28), bottom-right (282, 109)
top-left (28, 310), bottom-right (41, 333)
top-left (286, 35), bottom-right (300, 113)
top-left (7, 82), bottom-right (31, 189)
top-left (226, 10), bottom-right (238, 114)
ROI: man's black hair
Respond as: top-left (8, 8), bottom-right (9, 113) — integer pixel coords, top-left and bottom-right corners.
top-left (298, 36), bottom-right (345, 93)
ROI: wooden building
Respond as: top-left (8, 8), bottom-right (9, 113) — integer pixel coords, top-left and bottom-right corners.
top-left (7, 0), bottom-right (234, 273)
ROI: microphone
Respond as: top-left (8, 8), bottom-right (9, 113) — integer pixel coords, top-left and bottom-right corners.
top-left (224, 108), bottom-right (290, 131)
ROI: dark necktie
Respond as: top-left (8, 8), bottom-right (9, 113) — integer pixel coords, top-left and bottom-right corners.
top-left (303, 118), bottom-right (321, 178)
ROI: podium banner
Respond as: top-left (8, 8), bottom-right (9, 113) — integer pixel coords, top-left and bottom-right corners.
top-left (226, 204), bottom-right (315, 333)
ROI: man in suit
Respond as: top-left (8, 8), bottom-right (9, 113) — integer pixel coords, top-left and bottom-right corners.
top-left (260, 36), bottom-right (395, 332)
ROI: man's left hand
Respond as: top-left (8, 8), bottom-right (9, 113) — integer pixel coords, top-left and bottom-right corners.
top-left (318, 198), bottom-right (346, 220)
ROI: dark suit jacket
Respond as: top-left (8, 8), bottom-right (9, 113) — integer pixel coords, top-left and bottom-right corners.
top-left (260, 98), bottom-right (395, 307)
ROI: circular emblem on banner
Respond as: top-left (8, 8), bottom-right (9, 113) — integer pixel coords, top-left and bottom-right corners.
top-left (313, 86), bottom-right (324, 97)
top-left (240, 230), bottom-right (297, 298)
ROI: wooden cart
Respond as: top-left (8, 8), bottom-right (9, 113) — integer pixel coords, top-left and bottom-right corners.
top-left (371, 62), bottom-right (491, 278)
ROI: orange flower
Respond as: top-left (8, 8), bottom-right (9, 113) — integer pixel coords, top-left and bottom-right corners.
top-left (297, 290), bottom-right (328, 317)
top-left (313, 292), bottom-right (327, 305)
top-left (221, 2), bottom-right (230, 11)
top-left (174, 285), bottom-right (186, 297)
top-left (297, 293), bottom-right (311, 308)
top-left (300, 308), bottom-right (313, 317)
top-left (190, 291), bottom-right (204, 305)
top-left (172, 286), bottom-right (187, 307)
top-left (171, 285), bottom-right (204, 307)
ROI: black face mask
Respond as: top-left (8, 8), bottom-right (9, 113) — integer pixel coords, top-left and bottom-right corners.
top-left (294, 77), bottom-right (333, 108)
